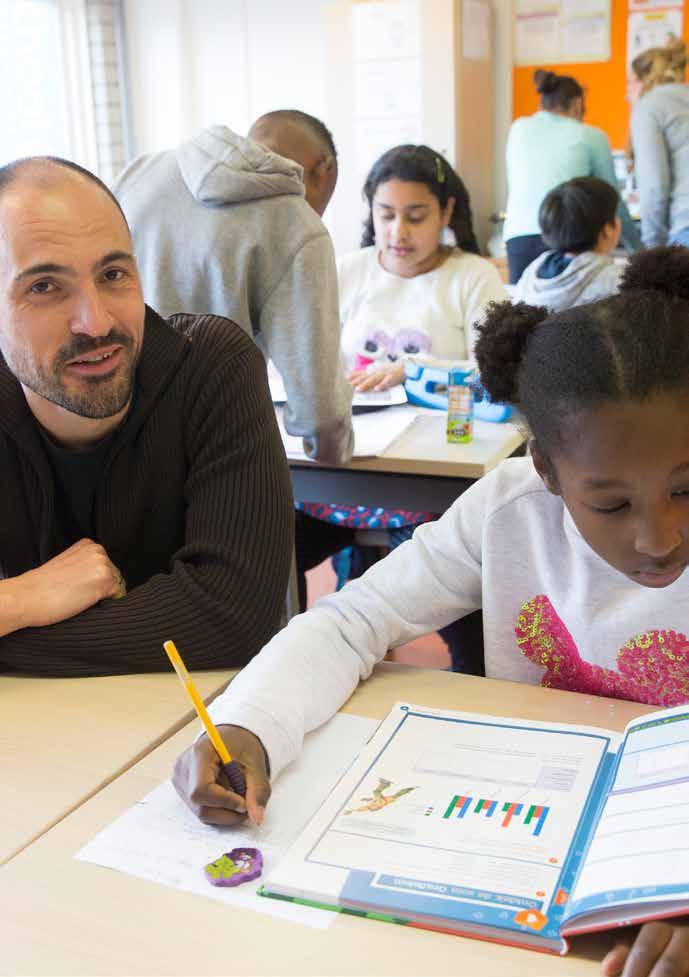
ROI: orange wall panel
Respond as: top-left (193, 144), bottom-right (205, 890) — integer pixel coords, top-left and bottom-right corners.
top-left (513, 0), bottom-right (689, 151)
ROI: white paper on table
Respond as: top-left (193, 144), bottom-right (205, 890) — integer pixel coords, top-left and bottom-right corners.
top-left (279, 406), bottom-right (416, 460)
top-left (76, 713), bottom-right (379, 929)
top-left (268, 362), bottom-right (407, 410)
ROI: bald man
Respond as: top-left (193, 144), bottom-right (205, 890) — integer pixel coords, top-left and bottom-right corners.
top-left (247, 110), bottom-right (338, 217)
top-left (115, 112), bottom-right (353, 465)
top-left (0, 156), bottom-right (293, 676)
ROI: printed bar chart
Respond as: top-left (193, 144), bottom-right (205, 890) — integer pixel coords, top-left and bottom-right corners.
top-left (441, 795), bottom-right (550, 835)
top-left (475, 798), bottom-right (498, 817)
top-left (524, 804), bottom-right (550, 836)
top-left (501, 801), bottom-right (524, 828)
top-left (443, 794), bottom-right (472, 819)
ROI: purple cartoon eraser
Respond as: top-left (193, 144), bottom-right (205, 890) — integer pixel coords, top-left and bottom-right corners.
top-left (204, 848), bottom-right (263, 887)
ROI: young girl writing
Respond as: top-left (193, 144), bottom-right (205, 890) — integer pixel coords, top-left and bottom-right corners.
top-left (177, 245), bottom-right (689, 976)
top-left (296, 145), bottom-right (506, 669)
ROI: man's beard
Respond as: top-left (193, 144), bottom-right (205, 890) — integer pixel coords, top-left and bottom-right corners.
top-left (12, 330), bottom-right (138, 419)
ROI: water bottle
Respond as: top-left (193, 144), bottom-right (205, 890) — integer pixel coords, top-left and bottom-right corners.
top-left (446, 366), bottom-right (474, 444)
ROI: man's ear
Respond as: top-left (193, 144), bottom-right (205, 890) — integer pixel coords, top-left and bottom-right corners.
top-left (530, 440), bottom-right (561, 496)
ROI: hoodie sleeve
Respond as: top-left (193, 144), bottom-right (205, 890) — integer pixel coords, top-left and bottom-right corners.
top-left (259, 232), bottom-right (354, 465)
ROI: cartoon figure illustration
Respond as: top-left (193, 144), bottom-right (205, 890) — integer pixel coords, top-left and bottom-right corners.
top-left (204, 847), bottom-right (263, 887)
top-left (353, 329), bottom-right (393, 371)
top-left (344, 777), bottom-right (417, 814)
top-left (389, 328), bottom-right (432, 360)
top-left (516, 594), bottom-right (689, 706)
top-left (353, 328), bottom-right (432, 371)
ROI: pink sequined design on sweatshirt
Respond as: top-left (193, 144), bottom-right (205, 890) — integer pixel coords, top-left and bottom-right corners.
top-left (515, 595), bottom-right (689, 706)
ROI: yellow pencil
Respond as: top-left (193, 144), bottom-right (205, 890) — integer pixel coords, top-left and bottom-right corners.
top-left (163, 639), bottom-right (247, 796)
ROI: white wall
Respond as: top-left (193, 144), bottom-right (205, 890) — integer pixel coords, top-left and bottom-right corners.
top-left (491, 0), bottom-right (513, 215)
top-left (122, 0), bottom-right (513, 254)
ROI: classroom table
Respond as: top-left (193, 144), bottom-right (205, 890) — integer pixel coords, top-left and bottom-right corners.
top-left (0, 669), bottom-right (236, 866)
top-left (284, 406), bottom-right (525, 512)
top-left (0, 662), bottom-right (657, 976)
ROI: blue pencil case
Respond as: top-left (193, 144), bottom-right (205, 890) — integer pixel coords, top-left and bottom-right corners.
top-left (404, 362), bottom-right (513, 422)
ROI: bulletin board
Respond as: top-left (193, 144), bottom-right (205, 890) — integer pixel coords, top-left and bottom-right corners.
top-left (513, 0), bottom-right (689, 151)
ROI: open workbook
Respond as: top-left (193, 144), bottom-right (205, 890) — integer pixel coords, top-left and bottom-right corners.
top-left (261, 701), bottom-right (689, 955)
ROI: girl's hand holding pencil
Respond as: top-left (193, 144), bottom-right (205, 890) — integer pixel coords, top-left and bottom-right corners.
top-left (172, 724), bottom-right (271, 827)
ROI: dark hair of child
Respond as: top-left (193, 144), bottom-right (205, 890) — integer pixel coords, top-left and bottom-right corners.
top-left (533, 69), bottom-right (584, 112)
top-left (538, 176), bottom-right (619, 253)
top-left (475, 246), bottom-right (689, 456)
top-left (360, 144), bottom-right (479, 255)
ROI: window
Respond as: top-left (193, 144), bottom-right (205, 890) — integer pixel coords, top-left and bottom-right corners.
top-left (0, 0), bottom-right (128, 181)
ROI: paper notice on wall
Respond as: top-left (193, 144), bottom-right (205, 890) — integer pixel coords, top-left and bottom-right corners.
top-left (516, 10), bottom-right (560, 64)
top-left (352, 0), bottom-right (420, 61)
top-left (353, 59), bottom-right (423, 119)
top-left (515, 0), bottom-right (611, 65)
top-left (629, 1), bottom-right (683, 10)
top-left (561, 14), bottom-right (610, 61)
top-left (627, 9), bottom-right (684, 71)
top-left (462, 0), bottom-right (491, 60)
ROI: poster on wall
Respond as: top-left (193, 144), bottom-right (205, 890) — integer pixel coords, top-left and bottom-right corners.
top-left (515, 0), bottom-right (611, 65)
top-left (629, 1), bottom-right (683, 10)
top-left (627, 7), bottom-right (684, 71)
top-left (351, 1), bottom-right (423, 188)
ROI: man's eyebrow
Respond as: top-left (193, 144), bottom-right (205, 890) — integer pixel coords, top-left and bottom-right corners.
top-left (93, 250), bottom-right (136, 269)
top-left (14, 250), bottom-right (136, 284)
top-left (14, 262), bottom-right (74, 283)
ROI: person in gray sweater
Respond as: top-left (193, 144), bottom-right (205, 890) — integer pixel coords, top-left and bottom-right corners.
top-left (114, 114), bottom-right (353, 464)
top-left (630, 39), bottom-right (689, 248)
top-left (513, 176), bottom-right (623, 311)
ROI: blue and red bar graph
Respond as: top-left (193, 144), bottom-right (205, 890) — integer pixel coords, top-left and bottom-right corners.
top-left (442, 795), bottom-right (549, 835)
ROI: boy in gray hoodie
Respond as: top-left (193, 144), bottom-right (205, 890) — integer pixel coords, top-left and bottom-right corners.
top-left (513, 176), bottom-right (624, 311)
top-left (114, 115), bottom-right (353, 465)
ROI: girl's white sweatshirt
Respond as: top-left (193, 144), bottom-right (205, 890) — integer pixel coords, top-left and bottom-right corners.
top-left (208, 457), bottom-right (689, 777)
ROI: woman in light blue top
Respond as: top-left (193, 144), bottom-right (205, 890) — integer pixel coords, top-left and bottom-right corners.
top-left (505, 69), bottom-right (640, 283)
top-left (630, 39), bottom-right (689, 248)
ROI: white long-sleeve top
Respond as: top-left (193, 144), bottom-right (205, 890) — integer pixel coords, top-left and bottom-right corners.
top-left (337, 247), bottom-right (507, 369)
top-left (209, 457), bottom-right (689, 777)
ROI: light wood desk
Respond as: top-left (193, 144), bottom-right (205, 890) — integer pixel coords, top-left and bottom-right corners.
top-left (286, 407), bottom-right (525, 512)
top-left (0, 669), bottom-right (236, 865)
top-left (0, 663), bottom-right (656, 976)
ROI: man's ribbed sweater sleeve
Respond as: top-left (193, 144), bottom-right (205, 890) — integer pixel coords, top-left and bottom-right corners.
top-left (0, 336), bottom-right (294, 676)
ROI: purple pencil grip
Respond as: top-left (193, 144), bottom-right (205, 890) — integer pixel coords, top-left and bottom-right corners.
top-left (222, 759), bottom-right (247, 797)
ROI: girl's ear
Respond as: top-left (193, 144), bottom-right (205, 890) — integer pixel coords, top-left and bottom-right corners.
top-left (530, 440), bottom-right (561, 496)
top-left (443, 195), bottom-right (456, 227)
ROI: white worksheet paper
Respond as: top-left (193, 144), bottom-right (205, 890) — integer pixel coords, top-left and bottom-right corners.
top-left (278, 407), bottom-right (416, 459)
top-left (268, 362), bottom-right (408, 410)
top-left (76, 713), bottom-right (378, 928)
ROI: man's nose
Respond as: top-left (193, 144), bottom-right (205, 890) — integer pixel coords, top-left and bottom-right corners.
top-left (68, 284), bottom-right (114, 337)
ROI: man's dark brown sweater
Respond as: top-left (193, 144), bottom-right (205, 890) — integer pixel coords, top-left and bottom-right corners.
top-left (0, 307), bottom-right (294, 676)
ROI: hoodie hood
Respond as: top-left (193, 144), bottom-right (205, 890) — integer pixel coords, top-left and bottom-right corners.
top-left (176, 125), bottom-right (306, 205)
top-left (513, 250), bottom-right (622, 312)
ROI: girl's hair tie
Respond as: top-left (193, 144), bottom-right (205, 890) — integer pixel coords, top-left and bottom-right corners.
top-left (435, 157), bottom-right (445, 183)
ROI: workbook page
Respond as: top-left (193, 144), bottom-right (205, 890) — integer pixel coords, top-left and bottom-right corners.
top-left (266, 703), bottom-right (618, 942)
top-left (566, 706), bottom-right (689, 925)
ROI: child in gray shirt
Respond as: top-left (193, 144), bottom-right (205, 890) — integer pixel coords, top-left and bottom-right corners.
top-left (513, 176), bottom-right (623, 312)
